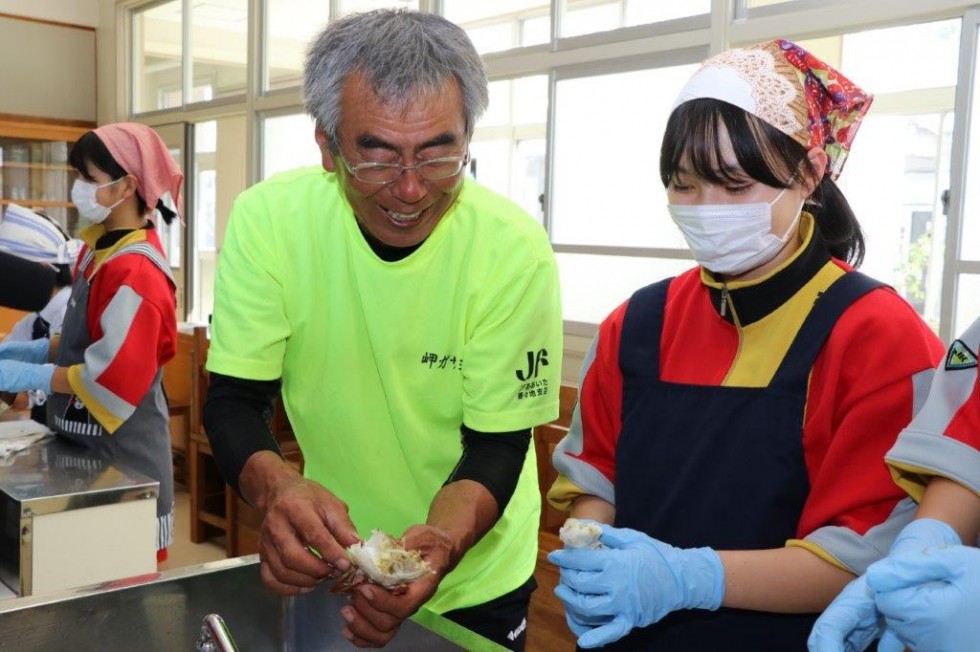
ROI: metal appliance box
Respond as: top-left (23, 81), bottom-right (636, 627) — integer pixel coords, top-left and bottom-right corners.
top-left (0, 436), bottom-right (158, 596)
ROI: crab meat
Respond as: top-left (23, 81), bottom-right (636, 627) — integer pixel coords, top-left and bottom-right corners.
top-left (331, 530), bottom-right (432, 593)
top-left (559, 518), bottom-right (603, 549)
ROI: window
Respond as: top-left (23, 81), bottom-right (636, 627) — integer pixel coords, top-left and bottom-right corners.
top-left (133, 0), bottom-right (248, 112)
top-left (558, 254), bottom-right (691, 324)
top-left (551, 64), bottom-right (698, 249)
top-left (338, 0), bottom-right (417, 16)
top-left (442, 1), bottom-right (551, 54)
top-left (187, 116), bottom-right (247, 324)
top-left (839, 114), bottom-right (952, 331)
top-left (798, 20), bottom-right (961, 332)
top-left (191, 0), bottom-right (248, 101)
top-left (955, 275), bottom-right (980, 336)
top-left (562, 0), bottom-right (710, 38)
top-left (471, 75), bottom-right (549, 222)
top-left (958, 26), bottom-right (980, 262)
top-left (123, 0), bottom-right (980, 348)
top-left (132, 1), bottom-right (182, 113)
top-left (264, 0), bottom-right (328, 91)
top-left (262, 113), bottom-right (321, 179)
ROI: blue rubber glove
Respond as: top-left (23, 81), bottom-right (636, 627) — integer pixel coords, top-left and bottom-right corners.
top-left (869, 545), bottom-right (980, 652)
top-left (0, 360), bottom-right (54, 393)
top-left (556, 519), bottom-right (614, 638)
top-left (807, 574), bottom-right (882, 652)
top-left (888, 518), bottom-right (961, 554)
top-left (807, 518), bottom-right (961, 652)
top-left (548, 525), bottom-right (724, 649)
top-left (0, 338), bottom-right (50, 364)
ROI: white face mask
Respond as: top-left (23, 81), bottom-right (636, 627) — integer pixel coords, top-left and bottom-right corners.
top-left (71, 178), bottom-right (125, 224)
top-left (667, 188), bottom-right (805, 276)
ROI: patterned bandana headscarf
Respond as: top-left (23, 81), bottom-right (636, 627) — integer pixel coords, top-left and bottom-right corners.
top-left (673, 39), bottom-right (873, 179)
top-left (93, 123), bottom-right (184, 222)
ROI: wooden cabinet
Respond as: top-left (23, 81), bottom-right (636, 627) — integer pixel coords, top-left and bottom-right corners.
top-left (0, 116), bottom-right (94, 238)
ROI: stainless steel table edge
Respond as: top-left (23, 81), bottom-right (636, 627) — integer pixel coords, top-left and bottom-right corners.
top-left (0, 554), bottom-right (257, 615)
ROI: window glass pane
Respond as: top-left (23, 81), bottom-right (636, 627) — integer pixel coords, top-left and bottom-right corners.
top-left (552, 64), bottom-right (698, 248)
top-left (837, 113), bottom-right (952, 331)
top-left (262, 113), bottom-right (321, 179)
top-left (192, 121), bottom-right (217, 323)
top-left (959, 29), bottom-right (980, 261)
top-left (482, 80), bottom-right (513, 128)
top-left (442, 1), bottom-right (550, 54)
top-left (842, 20), bottom-right (960, 94)
top-left (156, 142), bottom-right (184, 269)
top-left (266, 0), bottom-right (329, 91)
top-left (562, 1), bottom-right (620, 38)
top-left (513, 76), bottom-right (548, 124)
top-left (522, 15), bottom-right (549, 45)
top-left (625, 0), bottom-right (711, 26)
top-left (470, 139), bottom-right (546, 223)
top-left (190, 0), bottom-right (248, 102)
top-left (955, 274), bottom-right (980, 336)
top-left (470, 139), bottom-right (511, 197)
top-left (472, 75), bottom-right (548, 222)
top-left (133, 1), bottom-right (182, 112)
top-left (558, 253), bottom-right (692, 323)
top-left (191, 116), bottom-right (246, 323)
top-left (562, 0), bottom-right (711, 38)
top-left (339, 0), bottom-right (418, 15)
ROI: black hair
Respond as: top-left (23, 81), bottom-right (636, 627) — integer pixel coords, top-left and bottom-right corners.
top-left (69, 131), bottom-right (177, 225)
top-left (659, 98), bottom-right (865, 266)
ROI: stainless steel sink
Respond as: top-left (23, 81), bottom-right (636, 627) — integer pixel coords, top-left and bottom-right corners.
top-left (0, 555), bottom-right (483, 651)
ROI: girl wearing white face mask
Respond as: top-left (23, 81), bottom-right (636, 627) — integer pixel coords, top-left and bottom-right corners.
top-left (547, 40), bottom-right (945, 651)
top-left (0, 123), bottom-right (184, 566)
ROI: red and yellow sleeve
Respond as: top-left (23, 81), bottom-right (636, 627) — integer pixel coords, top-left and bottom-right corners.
top-left (789, 289), bottom-right (944, 573)
top-left (548, 301), bottom-right (627, 511)
top-left (67, 256), bottom-right (177, 434)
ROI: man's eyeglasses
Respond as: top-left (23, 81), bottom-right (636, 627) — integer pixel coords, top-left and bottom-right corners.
top-left (340, 151), bottom-right (470, 185)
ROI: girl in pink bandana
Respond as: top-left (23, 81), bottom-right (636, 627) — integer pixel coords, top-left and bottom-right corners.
top-left (0, 123), bottom-right (183, 564)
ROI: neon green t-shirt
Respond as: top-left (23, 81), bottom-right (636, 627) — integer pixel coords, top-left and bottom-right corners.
top-left (207, 166), bottom-right (562, 612)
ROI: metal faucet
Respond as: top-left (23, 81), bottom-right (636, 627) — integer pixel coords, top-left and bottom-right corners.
top-left (196, 613), bottom-right (240, 651)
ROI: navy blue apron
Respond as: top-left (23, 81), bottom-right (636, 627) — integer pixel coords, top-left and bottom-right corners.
top-left (602, 272), bottom-right (882, 651)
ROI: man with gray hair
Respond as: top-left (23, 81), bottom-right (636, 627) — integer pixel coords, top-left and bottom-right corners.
top-left (204, 9), bottom-right (561, 649)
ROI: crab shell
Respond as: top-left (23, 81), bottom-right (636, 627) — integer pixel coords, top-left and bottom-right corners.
top-left (559, 518), bottom-right (603, 549)
top-left (330, 530), bottom-right (432, 593)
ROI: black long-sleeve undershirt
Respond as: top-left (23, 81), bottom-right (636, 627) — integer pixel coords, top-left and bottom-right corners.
top-left (203, 372), bottom-right (531, 512)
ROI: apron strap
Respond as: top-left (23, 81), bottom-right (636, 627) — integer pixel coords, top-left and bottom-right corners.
top-left (619, 278), bottom-right (673, 379)
top-left (770, 271), bottom-right (885, 392)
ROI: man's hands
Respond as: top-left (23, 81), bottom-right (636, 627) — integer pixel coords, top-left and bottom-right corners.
top-left (246, 452), bottom-right (465, 648)
top-left (243, 452), bottom-right (360, 595)
top-left (340, 524), bottom-right (455, 647)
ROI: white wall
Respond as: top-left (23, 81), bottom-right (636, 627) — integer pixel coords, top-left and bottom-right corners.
top-left (0, 15), bottom-right (96, 121)
top-left (0, 0), bottom-right (100, 27)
